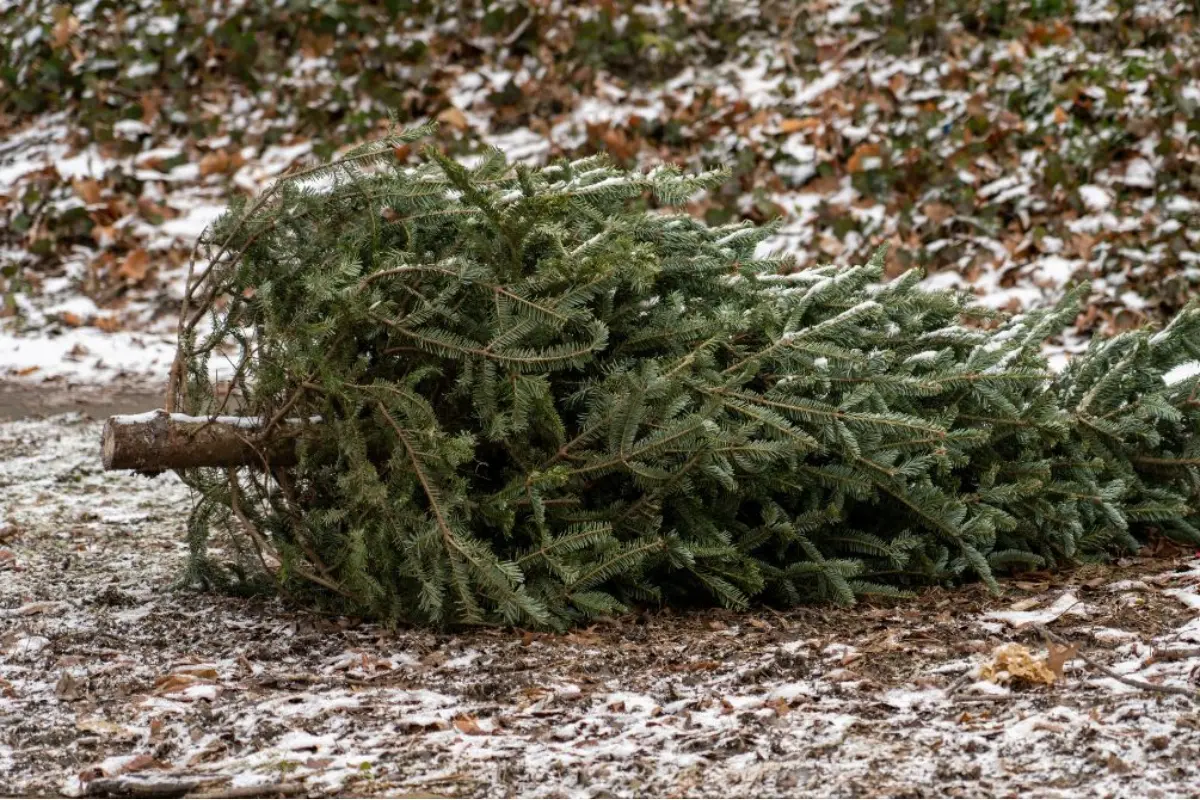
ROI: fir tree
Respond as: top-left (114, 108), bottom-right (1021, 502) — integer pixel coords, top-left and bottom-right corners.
top-left (173, 126), bottom-right (1200, 628)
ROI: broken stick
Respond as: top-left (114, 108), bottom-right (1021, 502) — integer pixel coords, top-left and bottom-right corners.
top-left (102, 410), bottom-right (307, 473)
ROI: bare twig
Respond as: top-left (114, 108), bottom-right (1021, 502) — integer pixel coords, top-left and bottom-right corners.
top-left (1151, 646), bottom-right (1200, 663)
top-left (84, 777), bottom-right (202, 798)
top-left (781, 2), bottom-right (804, 74)
top-left (186, 781), bottom-right (308, 799)
top-left (1036, 625), bottom-right (1199, 701)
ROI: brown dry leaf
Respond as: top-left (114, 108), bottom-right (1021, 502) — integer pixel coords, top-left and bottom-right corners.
top-left (1107, 753), bottom-right (1131, 774)
top-left (72, 179), bottom-right (102, 205)
top-left (59, 311), bottom-right (84, 328)
top-left (117, 249), bottom-right (150, 283)
top-left (120, 754), bottom-right (167, 774)
top-left (174, 665), bottom-right (219, 680)
top-left (922, 202), bottom-right (955, 225)
top-left (1053, 106), bottom-right (1069, 125)
top-left (979, 643), bottom-right (1057, 686)
top-left (93, 316), bottom-right (123, 333)
top-left (77, 718), bottom-right (134, 738)
top-left (199, 150), bottom-right (231, 177)
top-left (140, 91), bottom-right (161, 125)
top-left (436, 106), bottom-right (469, 131)
top-left (1045, 640), bottom-right (1079, 679)
top-left (12, 366), bottom-right (39, 377)
top-left (847, 143), bottom-right (882, 173)
top-left (602, 126), bottom-right (638, 161)
top-left (453, 715), bottom-right (488, 736)
top-left (768, 697), bottom-right (790, 717)
top-left (779, 117), bottom-right (820, 134)
top-left (91, 224), bottom-right (117, 246)
top-left (51, 12), bottom-right (79, 49)
top-left (18, 600), bottom-right (63, 615)
top-left (56, 672), bottom-right (86, 701)
top-left (154, 673), bottom-right (200, 695)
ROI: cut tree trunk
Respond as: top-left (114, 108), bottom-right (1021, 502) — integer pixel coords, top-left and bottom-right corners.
top-left (102, 410), bottom-right (305, 473)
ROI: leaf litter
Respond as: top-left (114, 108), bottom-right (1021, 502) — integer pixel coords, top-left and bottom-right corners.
top-left (4, 415), bottom-right (1200, 796)
top-left (5, 0), bottom-right (1200, 795)
top-left (3, 0), bottom-right (1200, 383)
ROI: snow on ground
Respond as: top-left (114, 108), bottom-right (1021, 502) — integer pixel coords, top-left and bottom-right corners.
top-left (5, 2), bottom-right (1200, 794)
top-left (4, 415), bottom-right (1200, 797)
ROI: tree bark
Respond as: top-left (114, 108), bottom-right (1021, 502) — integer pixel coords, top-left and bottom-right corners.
top-left (102, 410), bottom-right (305, 473)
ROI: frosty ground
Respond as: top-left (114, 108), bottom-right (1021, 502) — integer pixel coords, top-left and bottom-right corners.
top-left (4, 1), bottom-right (1200, 796)
top-left (4, 403), bottom-right (1200, 798)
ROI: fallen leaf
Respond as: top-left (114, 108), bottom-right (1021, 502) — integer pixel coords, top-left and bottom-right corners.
top-left (149, 719), bottom-right (164, 740)
top-left (52, 12), bottom-right (79, 49)
top-left (922, 202), bottom-right (955, 225)
top-left (847, 142), bottom-right (882, 173)
top-left (56, 672), bottom-right (86, 701)
top-left (979, 643), bottom-right (1057, 686)
top-left (437, 106), bottom-right (469, 131)
top-left (60, 312), bottom-right (85, 328)
top-left (453, 715), bottom-right (488, 736)
top-left (1045, 640), bottom-right (1079, 679)
top-left (173, 665), bottom-right (219, 680)
top-left (73, 179), bottom-right (102, 204)
top-left (154, 673), bottom-right (202, 694)
top-left (769, 697), bottom-right (790, 716)
top-left (116, 249), bottom-right (150, 283)
top-left (1106, 753), bottom-right (1131, 774)
top-left (199, 150), bottom-right (232, 177)
top-left (19, 600), bottom-right (65, 615)
top-left (77, 718), bottom-right (129, 736)
top-left (121, 754), bottom-right (168, 774)
top-left (779, 118), bottom-right (820, 134)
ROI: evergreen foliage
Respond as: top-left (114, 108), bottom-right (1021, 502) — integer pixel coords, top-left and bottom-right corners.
top-left (174, 127), bottom-right (1200, 628)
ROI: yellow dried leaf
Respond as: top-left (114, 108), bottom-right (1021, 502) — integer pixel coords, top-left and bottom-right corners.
top-left (979, 643), bottom-right (1057, 686)
top-left (779, 117), bottom-right (820, 134)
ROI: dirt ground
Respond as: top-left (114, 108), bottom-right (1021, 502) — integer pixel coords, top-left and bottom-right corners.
top-left (4, 401), bottom-right (1200, 798)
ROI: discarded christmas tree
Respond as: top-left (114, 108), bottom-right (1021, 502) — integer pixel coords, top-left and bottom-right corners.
top-left (104, 125), bottom-right (1200, 628)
